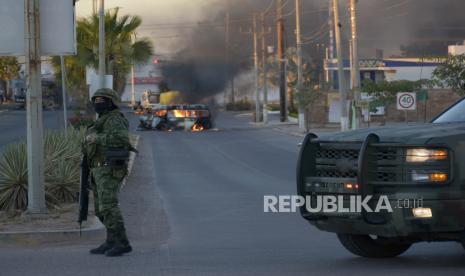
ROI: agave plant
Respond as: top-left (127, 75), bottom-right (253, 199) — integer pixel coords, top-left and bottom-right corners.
top-left (0, 127), bottom-right (86, 211)
top-left (46, 158), bottom-right (80, 203)
top-left (0, 142), bottom-right (28, 211)
top-left (44, 128), bottom-right (85, 203)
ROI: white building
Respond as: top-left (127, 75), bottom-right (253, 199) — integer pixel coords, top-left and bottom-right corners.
top-left (121, 58), bottom-right (162, 103)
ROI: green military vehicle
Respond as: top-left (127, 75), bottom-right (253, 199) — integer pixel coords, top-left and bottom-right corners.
top-left (297, 98), bottom-right (465, 258)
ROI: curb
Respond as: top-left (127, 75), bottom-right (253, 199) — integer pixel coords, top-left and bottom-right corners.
top-left (272, 127), bottom-right (306, 138)
top-left (0, 216), bottom-right (105, 246)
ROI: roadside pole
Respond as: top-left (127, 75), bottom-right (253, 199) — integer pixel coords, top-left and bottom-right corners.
top-left (93, 0), bottom-right (97, 15)
top-left (60, 55), bottom-right (68, 135)
top-left (328, 0), bottom-right (334, 88)
top-left (295, 0), bottom-right (305, 131)
top-left (277, 0), bottom-right (287, 122)
top-left (240, 14), bottom-right (261, 122)
top-left (350, 0), bottom-right (361, 129)
top-left (332, 0), bottom-right (349, 131)
top-left (131, 65), bottom-right (135, 106)
top-left (260, 12), bottom-right (270, 124)
top-left (225, 11), bottom-right (235, 105)
top-left (98, 0), bottom-right (105, 89)
top-left (25, 0), bottom-right (46, 213)
top-left (253, 13), bottom-right (261, 123)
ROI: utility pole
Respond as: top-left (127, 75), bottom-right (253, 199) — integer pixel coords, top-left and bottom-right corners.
top-left (98, 0), bottom-right (106, 89)
top-left (260, 12), bottom-right (271, 124)
top-left (328, 0), bottom-right (335, 88)
top-left (295, 0), bottom-right (305, 131)
top-left (350, 0), bottom-right (361, 129)
top-left (277, 0), bottom-right (287, 122)
top-left (332, 0), bottom-right (349, 131)
top-left (131, 65), bottom-right (135, 106)
top-left (130, 33), bottom-right (136, 107)
top-left (92, 0), bottom-right (97, 15)
top-left (25, 0), bottom-right (46, 213)
top-left (240, 14), bottom-right (261, 122)
top-left (225, 11), bottom-right (235, 105)
top-left (60, 56), bottom-right (68, 135)
top-left (349, 42), bottom-right (353, 88)
top-left (253, 13), bottom-right (261, 122)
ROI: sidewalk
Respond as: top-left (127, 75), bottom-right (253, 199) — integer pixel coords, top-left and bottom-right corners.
top-left (247, 112), bottom-right (341, 138)
top-left (253, 112), bottom-right (423, 138)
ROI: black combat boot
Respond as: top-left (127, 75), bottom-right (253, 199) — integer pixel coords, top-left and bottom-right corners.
top-left (105, 229), bottom-right (132, 257)
top-left (90, 230), bottom-right (115, 254)
top-left (105, 243), bottom-right (132, 257)
top-left (90, 242), bottom-right (114, 254)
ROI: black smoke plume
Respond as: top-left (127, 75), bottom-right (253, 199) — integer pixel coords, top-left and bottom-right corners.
top-left (159, 0), bottom-right (465, 102)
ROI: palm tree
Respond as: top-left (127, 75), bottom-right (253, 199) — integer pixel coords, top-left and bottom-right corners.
top-left (53, 8), bottom-right (153, 102)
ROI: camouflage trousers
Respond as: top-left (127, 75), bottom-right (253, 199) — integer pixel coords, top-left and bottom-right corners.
top-left (90, 166), bottom-right (129, 245)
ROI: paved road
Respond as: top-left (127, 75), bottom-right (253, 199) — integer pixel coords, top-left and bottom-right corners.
top-left (0, 112), bottom-right (464, 276)
top-left (0, 109), bottom-right (65, 153)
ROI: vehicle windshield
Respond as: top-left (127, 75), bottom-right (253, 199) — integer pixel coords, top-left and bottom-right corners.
top-left (433, 98), bottom-right (465, 123)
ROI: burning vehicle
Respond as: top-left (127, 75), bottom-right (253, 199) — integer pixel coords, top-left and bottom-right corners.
top-left (297, 97), bottom-right (465, 258)
top-left (137, 104), bottom-right (213, 132)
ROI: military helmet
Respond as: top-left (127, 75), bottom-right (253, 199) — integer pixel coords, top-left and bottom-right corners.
top-left (92, 88), bottom-right (120, 106)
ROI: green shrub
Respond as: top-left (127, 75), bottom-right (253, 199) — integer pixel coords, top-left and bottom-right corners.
top-left (226, 98), bottom-right (253, 111)
top-left (0, 127), bottom-right (86, 212)
top-left (267, 103), bottom-right (281, 111)
top-left (44, 127), bottom-right (85, 203)
top-left (0, 143), bottom-right (28, 211)
top-left (46, 158), bottom-right (80, 203)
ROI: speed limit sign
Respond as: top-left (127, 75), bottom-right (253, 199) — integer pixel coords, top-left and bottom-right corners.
top-left (397, 92), bottom-right (416, 110)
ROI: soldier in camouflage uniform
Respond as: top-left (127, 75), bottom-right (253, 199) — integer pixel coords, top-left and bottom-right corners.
top-left (83, 88), bottom-right (132, 257)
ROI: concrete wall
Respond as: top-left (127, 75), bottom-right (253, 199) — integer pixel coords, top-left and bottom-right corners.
top-left (385, 67), bottom-right (435, 82)
top-left (376, 89), bottom-right (461, 123)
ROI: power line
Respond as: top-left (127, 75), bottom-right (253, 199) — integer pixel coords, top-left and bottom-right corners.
top-left (301, 23), bottom-right (328, 40)
top-left (281, 8), bottom-right (296, 18)
top-left (302, 28), bottom-right (329, 44)
top-left (263, 0), bottom-right (275, 14)
top-left (381, 0), bottom-right (412, 11)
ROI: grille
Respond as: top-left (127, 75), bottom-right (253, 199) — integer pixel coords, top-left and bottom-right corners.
top-left (313, 144), bottom-right (404, 183)
top-left (316, 170), bottom-right (357, 178)
top-left (376, 148), bottom-right (398, 161)
top-left (374, 147), bottom-right (402, 183)
top-left (314, 145), bottom-right (361, 181)
top-left (316, 149), bottom-right (359, 160)
top-left (376, 171), bottom-right (397, 182)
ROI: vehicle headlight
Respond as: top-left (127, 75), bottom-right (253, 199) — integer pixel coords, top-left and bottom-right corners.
top-left (406, 148), bottom-right (448, 163)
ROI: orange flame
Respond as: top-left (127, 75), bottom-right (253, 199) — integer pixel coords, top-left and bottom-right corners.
top-left (191, 123), bottom-right (204, 132)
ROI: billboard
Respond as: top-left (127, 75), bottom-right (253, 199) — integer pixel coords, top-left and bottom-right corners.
top-left (0, 0), bottom-right (76, 56)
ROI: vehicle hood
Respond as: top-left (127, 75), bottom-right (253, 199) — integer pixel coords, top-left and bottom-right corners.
top-left (317, 122), bottom-right (465, 144)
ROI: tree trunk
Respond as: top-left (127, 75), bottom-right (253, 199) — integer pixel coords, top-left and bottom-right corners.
top-left (0, 80), bottom-right (7, 102)
top-left (288, 87), bottom-right (294, 111)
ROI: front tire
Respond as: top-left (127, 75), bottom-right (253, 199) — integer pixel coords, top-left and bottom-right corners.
top-left (337, 233), bottom-right (411, 258)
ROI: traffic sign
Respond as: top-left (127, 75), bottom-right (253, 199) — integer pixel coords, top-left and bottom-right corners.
top-left (0, 0), bottom-right (76, 56)
top-left (397, 92), bottom-right (416, 111)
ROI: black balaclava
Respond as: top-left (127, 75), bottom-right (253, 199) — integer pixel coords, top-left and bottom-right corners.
top-left (93, 97), bottom-right (114, 115)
